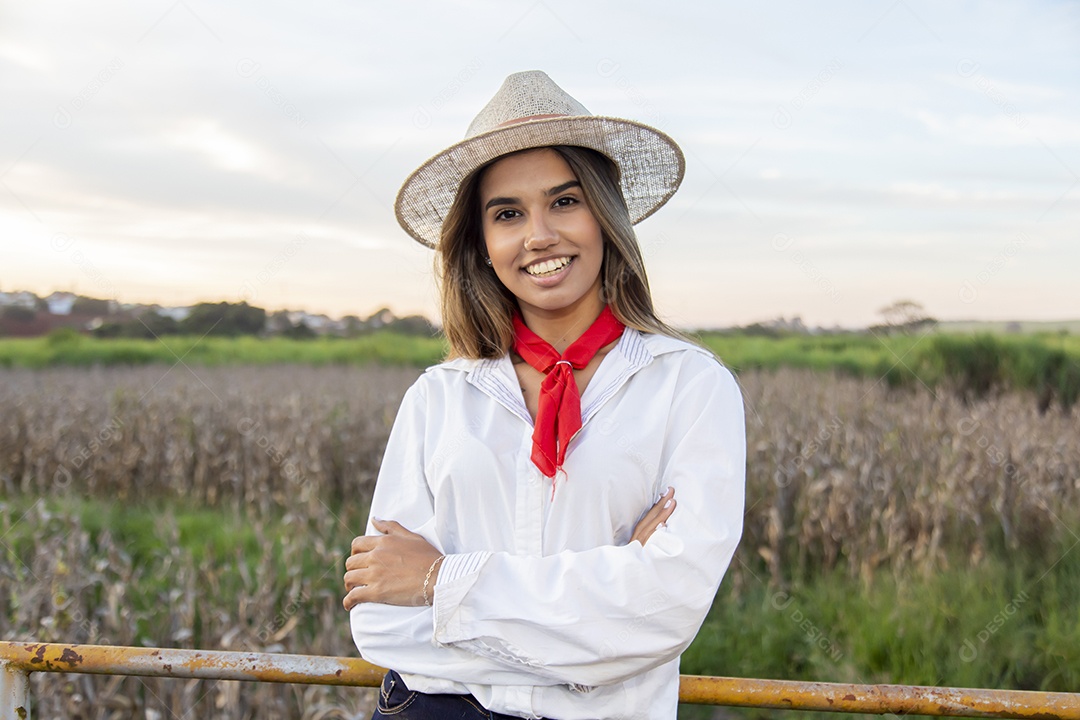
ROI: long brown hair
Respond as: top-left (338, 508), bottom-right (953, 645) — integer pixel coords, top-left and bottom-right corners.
top-left (437, 145), bottom-right (694, 359)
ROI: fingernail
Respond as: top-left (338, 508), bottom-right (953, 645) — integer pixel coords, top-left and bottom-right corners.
top-left (667, 486), bottom-right (674, 495)
top-left (663, 499), bottom-right (672, 509)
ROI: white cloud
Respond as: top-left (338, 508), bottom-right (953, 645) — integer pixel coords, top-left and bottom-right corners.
top-left (159, 118), bottom-right (278, 175)
top-left (0, 43), bottom-right (54, 73)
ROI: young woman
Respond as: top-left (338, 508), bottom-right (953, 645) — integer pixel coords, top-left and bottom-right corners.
top-left (343, 70), bottom-right (745, 720)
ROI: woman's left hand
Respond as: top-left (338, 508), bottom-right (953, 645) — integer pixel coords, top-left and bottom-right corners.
top-left (343, 519), bottom-right (443, 611)
top-left (630, 486), bottom-right (676, 546)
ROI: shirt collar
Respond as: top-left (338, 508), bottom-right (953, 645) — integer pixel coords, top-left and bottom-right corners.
top-left (459, 327), bottom-right (654, 428)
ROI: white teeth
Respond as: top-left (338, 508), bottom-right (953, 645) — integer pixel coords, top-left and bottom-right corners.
top-left (525, 257), bottom-right (572, 276)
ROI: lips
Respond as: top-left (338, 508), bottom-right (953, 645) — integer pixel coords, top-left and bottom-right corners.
top-left (523, 256), bottom-right (574, 277)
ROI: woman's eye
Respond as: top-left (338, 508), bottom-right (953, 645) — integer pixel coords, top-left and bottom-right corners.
top-left (554, 196), bottom-right (578, 208)
top-left (494, 209), bottom-right (519, 222)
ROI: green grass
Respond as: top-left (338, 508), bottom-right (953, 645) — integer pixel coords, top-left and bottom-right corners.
top-left (4, 330), bottom-right (1075, 375)
top-left (0, 331), bottom-right (448, 368)
top-left (685, 556), bottom-right (1080, 691)
top-left (697, 331), bottom-right (1080, 411)
top-left (678, 545), bottom-right (1080, 719)
top-left (697, 332), bottom-right (927, 376)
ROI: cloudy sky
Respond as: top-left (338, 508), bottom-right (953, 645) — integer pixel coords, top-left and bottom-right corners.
top-left (2, 1), bottom-right (1077, 329)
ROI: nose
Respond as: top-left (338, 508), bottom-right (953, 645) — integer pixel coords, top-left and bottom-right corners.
top-left (523, 211), bottom-right (557, 251)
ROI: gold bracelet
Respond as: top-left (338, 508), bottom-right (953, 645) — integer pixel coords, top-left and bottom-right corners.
top-left (422, 555), bottom-right (445, 607)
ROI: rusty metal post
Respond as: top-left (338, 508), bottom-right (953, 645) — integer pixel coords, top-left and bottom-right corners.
top-left (0, 642), bottom-right (384, 688)
top-left (677, 675), bottom-right (1080, 718)
top-left (3, 641), bottom-right (1080, 718)
top-left (0, 660), bottom-right (30, 720)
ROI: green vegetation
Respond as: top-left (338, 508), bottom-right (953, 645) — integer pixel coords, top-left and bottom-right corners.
top-left (697, 331), bottom-right (925, 376)
top-left (679, 548), bottom-right (1080, 719)
top-left (684, 546), bottom-right (1080, 692)
top-left (696, 330), bottom-right (1080, 412)
top-left (0, 330), bottom-right (448, 368)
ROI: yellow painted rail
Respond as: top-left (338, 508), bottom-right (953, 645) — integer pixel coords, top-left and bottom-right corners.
top-left (3, 641), bottom-right (1080, 719)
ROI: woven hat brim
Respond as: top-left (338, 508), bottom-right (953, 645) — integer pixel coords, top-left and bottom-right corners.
top-left (394, 115), bottom-right (686, 248)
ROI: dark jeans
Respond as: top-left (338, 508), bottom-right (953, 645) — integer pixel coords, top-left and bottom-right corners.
top-left (372, 669), bottom-right (551, 720)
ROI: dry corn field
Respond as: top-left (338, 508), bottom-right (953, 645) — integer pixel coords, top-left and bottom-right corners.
top-left (1, 364), bottom-right (1078, 718)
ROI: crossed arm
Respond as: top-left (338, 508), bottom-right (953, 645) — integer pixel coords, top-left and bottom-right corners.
top-left (342, 486), bottom-right (677, 610)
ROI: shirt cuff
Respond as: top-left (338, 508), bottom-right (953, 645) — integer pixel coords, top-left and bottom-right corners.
top-left (436, 551), bottom-right (492, 587)
top-left (432, 551), bottom-right (492, 645)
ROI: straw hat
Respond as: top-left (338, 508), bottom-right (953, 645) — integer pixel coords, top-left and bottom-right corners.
top-left (394, 70), bottom-right (685, 248)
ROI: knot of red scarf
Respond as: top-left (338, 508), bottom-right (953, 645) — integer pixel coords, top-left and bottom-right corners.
top-left (512, 305), bottom-right (626, 481)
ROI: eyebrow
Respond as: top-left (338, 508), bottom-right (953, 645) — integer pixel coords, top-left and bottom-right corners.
top-left (483, 180), bottom-right (581, 211)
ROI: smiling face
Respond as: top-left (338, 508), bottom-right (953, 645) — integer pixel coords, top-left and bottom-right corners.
top-left (479, 147), bottom-right (605, 322)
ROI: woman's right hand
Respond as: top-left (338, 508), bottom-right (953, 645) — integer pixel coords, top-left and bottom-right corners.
top-left (630, 486), bottom-right (676, 546)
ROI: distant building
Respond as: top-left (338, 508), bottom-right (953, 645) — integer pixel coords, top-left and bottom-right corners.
top-left (304, 314), bottom-right (332, 331)
top-left (46, 291), bottom-right (77, 315)
top-left (284, 311), bottom-right (323, 330)
top-left (157, 306), bottom-right (192, 322)
top-left (0, 291), bottom-right (40, 310)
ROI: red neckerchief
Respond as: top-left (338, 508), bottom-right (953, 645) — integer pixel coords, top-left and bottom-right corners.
top-left (512, 305), bottom-right (625, 485)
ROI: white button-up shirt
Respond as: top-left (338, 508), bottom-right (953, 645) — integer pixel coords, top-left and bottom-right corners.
top-left (350, 328), bottom-right (746, 719)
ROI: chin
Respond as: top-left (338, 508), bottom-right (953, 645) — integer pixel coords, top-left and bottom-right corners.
top-left (515, 288), bottom-right (601, 315)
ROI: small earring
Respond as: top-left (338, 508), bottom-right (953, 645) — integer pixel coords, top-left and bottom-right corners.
top-left (484, 257), bottom-right (492, 266)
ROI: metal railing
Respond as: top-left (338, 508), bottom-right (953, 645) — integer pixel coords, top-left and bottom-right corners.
top-left (2, 641), bottom-right (1079, 719)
